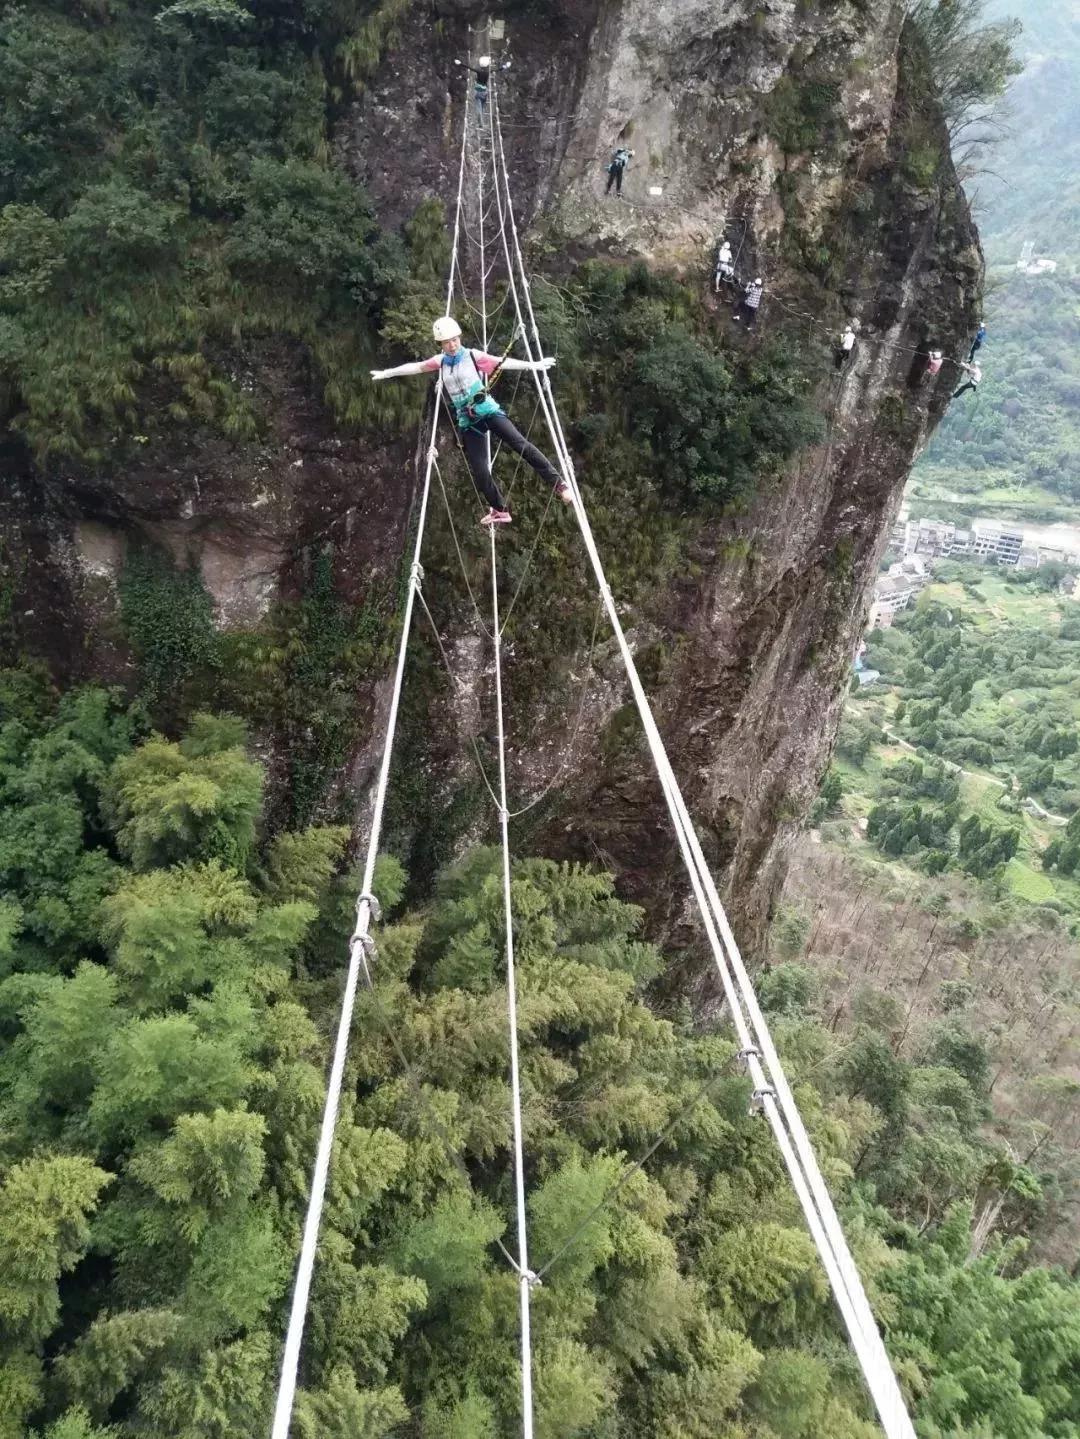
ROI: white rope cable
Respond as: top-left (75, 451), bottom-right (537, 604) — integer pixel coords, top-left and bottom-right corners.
top-left (488, 106), bottom-right (903, 1375)
top-left (268, 83), bottom-right (473, 1439)
top-left (490, 526), bottom-right (538, 1433)
top-left (492, 84), bottom-right (913, 1436)
top-left (489, 90), bottom-right (908, 1434)
top-left (488, 81), bottom-right (916, 1439)
top-left (478, 93), bottom-right (536, 1439)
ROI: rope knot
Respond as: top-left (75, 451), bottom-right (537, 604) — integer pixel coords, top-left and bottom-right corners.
top-left (522, 1268), bottom-right (542, 1289)
top-left (411, 561), bottom-right (425, 588)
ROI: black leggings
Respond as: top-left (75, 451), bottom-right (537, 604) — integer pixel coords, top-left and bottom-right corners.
top-left (459, 413), bottom-right (561, 511)
top-left (606, 165), bottom-right (624, 194)
top-left (952, 381), bottom-right (978, 400)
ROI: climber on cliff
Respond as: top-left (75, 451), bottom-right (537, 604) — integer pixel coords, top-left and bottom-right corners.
top-left (835, 323), bottom-right (857, 370)
top-left (925, 349), bottom-right (944, 379)
top-left (605, 146), bottom-right (634, 198)
top-left (969, 321), bottom-right (986, 362)
top-left (454, 55), bottom-right (508, 122)
top-left (370, 317), bottom-right (572, 527)
top-left (714, 239), bottom-right (735, 293)
top-left (734, 276), bottom-right (764, 328)
top-left (951, 359), bottom-right (982, 400)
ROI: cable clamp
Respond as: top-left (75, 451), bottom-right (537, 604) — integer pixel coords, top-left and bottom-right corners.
top-left (356, 892), bottom-right (382, 924)
top-left (498, 805), bottom-right (510, 824)
top-left (736, 1046), bottom-right (762, 1068)
top-left (749, 1086), bottom-right (775, 1115)
top-left (428, 444), bottom-right (439, 464)
top-left (411, 561), bottom-right (425, 588)
top-left (522, 1268), bottom-right (542, 1289)
top-left (351, 930), bottom-right (378, 985)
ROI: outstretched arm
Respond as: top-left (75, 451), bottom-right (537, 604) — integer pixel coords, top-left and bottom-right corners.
top-left (498, 356), bottom-right (556, 373)
top-left (370, 358), bottom-right (439, 381)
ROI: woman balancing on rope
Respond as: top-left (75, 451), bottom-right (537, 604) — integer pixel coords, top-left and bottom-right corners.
top-left (371, 316), bottom-right (572, 527)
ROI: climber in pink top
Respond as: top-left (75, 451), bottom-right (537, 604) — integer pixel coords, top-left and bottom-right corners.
top-left (372, 316), bottom-right (572, 526)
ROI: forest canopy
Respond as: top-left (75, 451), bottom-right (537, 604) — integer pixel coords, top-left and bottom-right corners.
top-left (0, 672), bottom-right (1077, 1437)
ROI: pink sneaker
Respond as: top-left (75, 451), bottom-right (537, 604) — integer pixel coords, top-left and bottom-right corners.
top-left (480, 508), bottom-right (512, 526)
top-left (554, 481), bottom-right (574, 504)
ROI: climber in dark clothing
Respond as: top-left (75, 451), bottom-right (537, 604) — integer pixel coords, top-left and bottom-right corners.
top-left (371, 316), bottom-right (572, 527)
top-left (454, 55), bottom-right (507, 121)
top-left (605, 147), bottom-right (634, 196)
top-left (734, 277), bottom-right (764, 328)
top-left (969, 322), bottom-right (986, 362)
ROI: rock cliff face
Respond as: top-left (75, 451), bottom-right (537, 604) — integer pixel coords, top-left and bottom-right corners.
top-left (1, 0), bottom-right (981, 975)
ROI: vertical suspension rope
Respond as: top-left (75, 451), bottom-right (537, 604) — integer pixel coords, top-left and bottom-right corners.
top-left (478, 85), bottom-right (537, 1438)
top-left (487, 80), bottom-right (916, 1439)
top-left (268, 83), bottom-right (473, 1439)
top-left (489, 522), bottom-right (537, 1436)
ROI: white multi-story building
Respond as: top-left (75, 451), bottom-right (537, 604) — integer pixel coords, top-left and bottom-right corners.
top-left (972, 521), bottom-right (1024, 565)
top-left (914, 518), bottom-right (956, 556)
top-left (869, 575), bottom-right (916, 628)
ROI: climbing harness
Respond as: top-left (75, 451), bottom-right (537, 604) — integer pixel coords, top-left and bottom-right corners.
top-left (441, 346), bottom-right (502, 428)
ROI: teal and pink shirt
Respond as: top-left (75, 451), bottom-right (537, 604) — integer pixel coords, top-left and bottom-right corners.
top-left (421, 349), bottom-right (502, 427)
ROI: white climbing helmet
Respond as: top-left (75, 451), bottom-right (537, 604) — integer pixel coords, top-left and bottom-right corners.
top-left (432, 316), bottom-right (462, 342)
top-left (478, 54), bottom-right (491, 67)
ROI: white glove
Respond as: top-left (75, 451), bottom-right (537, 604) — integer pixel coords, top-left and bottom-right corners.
top-left (538, 356), bottom-right (557, 371)
top-left (370, 369), bottom-right (387, 381)
top-left (454, 59), bottom-right (462, 66)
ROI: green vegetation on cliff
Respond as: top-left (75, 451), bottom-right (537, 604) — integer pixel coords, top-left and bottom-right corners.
top-left (0, 0), bottom-right (825, 497)
top-left (1, 673), bottom-right (1079, 1436)
top-left (0, 0), bottom-right (412, 462)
